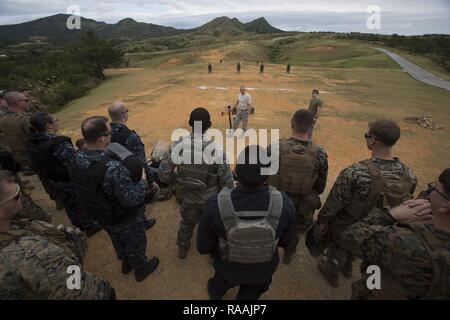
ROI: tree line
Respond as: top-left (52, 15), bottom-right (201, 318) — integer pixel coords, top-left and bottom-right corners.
top-left (0, 31), bottom-right (124, 111)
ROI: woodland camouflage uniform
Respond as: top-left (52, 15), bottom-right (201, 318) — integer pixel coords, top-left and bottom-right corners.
top-left (0, 219), bottom-right (114, 299)
top-left (339, 208), bottom-right (450, 300)
top-left (318, 157), bottom-right (417, 284)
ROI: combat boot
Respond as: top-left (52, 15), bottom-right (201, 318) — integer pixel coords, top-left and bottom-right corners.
top-left (178, 245), bottom-right (190, 259)
top-left (121, 260), bottom-right (132, 275)
top-left (145, 218), bottom-right (156, 230)
top-left (84, 222), bottom-right (103, 238)
top-left (135, 257), bottom-right (160, 282)
top-left (342, 259), bottom-right (353, 279)
top-left (282, 253), bottom-right (293, 265)
top-left (207, 279), bottom-right (224, 300)
top-left (317, 258), bottom-right (339, 288)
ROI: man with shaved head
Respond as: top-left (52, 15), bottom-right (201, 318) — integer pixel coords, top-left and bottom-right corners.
top-left (108, 101), bottom-right (158, 229)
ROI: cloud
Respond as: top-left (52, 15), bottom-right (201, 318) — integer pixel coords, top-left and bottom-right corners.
top-left (0, 0), bottom-right (449, 34)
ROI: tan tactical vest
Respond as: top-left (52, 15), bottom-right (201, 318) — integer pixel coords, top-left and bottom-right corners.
top-left (268, 139), bottom-right (320, 195)
top-left (352, 222), bottom-right (450, 300)
top-left (0, 112), bottom-right (33, 168)
top-left (176, 139), bottom-right (218, 191)
top-left (335, 159), bottom-right (414, 228)
top-left (0, 219), bottom-right (87, 263)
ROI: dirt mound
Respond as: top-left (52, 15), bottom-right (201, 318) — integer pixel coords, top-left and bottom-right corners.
top-left (163, 58), bottom-right (183, 66)
top-left (325, 78), bottom-right (359, 85)
top-left (198, 50), bottom-right (225, 62)
top-left (306, 45), bottom-right (336, 52)
top-left (403, 116), bottom-right (444, 130)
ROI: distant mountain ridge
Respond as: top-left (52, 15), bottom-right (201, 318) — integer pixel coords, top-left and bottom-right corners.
top-left (0, 14), bottom-right (284, 42)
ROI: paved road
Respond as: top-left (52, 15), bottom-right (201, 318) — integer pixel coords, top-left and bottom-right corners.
top-left (374, 47), bottom-right (450, 91)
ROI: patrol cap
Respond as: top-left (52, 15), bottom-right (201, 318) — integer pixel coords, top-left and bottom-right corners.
top-left (235, 145), bottom-right (269, 188)
top-left (189, 107), bottom-right (211, 132)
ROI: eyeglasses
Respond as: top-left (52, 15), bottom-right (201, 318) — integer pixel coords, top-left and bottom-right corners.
top-left (120, 108), bottom-right (129, 115)
top-left (97, 130), bottom-right (113, 138)
top-left (0, 184), bottom-right (21, 207)
top-left (364, 133), bottom-right (381, 141)
top-left (427, 182), bottom-right (450, 201)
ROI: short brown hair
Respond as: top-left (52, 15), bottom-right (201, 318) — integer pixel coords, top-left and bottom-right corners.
top-left (81, 116), bottom-right (109, 143)
top-left (369, 119), bottom-right (400, 146)
top-left (292, 109), bottom-right (314, 133)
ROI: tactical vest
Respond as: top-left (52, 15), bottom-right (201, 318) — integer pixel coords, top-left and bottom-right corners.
top-left (352, 222), bottom-right (450, 300)
top-left (0, 112), bottom-right (33, 168)
top-left (0, 219), bottom-right (87, 264)
top-left (28, 136), bottom-right (72, 182)
top-left (335, 159), bottom-right (414, 228)
top-left (70, 147), bottom-right (143, 225)
top-left (217, 187), bottom-right (283, 264)
top-left (268, 140), bottom-right (319, 195)
top-left (110, 124), bottom-right (144, 154)
top-left (176, 141), bottom-right (217, 191)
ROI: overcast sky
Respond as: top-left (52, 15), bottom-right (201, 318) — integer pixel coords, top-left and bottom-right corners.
top-left (0, 0), bottom-right (449, 35)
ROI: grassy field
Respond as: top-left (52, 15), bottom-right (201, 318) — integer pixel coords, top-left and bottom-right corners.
top-left (47, 36), bottom-right (450, 299)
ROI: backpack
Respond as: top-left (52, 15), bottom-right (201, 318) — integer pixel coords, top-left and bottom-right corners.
top-left (0, 219), bottom-right (87, 264)
top-left (338, 159), bottom-right (414, 227)
top-left (407, 222), bottom-right (450, 300)
top-left (352, 222), bottom-right (449, 300)
top-left (217, 186), bottom-right (283, 264)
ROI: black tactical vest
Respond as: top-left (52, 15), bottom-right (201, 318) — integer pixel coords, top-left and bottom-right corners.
top-left (28, 136), bottom-right (72, 182)
top-left (69, 152), bottom-right (142, 226)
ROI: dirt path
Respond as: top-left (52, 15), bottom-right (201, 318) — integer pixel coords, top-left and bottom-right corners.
top-left (374, 48), bottom-right (450, 91)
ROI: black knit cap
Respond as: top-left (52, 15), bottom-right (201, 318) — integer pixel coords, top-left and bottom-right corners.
top-left (189, 107), bottom-right (211, 131)
top-left (235, 145), bottom-right (270, 188)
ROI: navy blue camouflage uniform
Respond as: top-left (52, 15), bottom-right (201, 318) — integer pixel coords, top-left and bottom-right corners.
top-left (73, 149), bottom-right (149, 269)
top-left (111, 123), bottom-right (155, 224)
top-left (29, 133), bottom-right (94, 229)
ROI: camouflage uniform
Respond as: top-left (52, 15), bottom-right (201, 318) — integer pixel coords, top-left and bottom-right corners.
top-left (0, 219), bottom-right (114, 299)
top-left (318, 157), bottom-right (417, 280)
top-left (338, 208), bottom-right (450, 299)
top-left (148, 140), bottom-right (173, 201)
top-left (110, 122), bottom-right (156, 221)
top-left (0, 143), bottom-right (50, 223)
top-left (28, 133), bottom-right (95, 230)
top-left (158, 133), bottom-right (234, 251)
top-left (268, 138), bottom-right (328, 256)
top-left (28, 94), bottom-right (49, 113)
top-left (308, 98), bottom-right (323, 120)
top-left (0, 110), bottom-right (34, 169)
top-left (73, 150), bottom-right (149, 269)
top-left (111, 123), bottom-right (147, 162)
